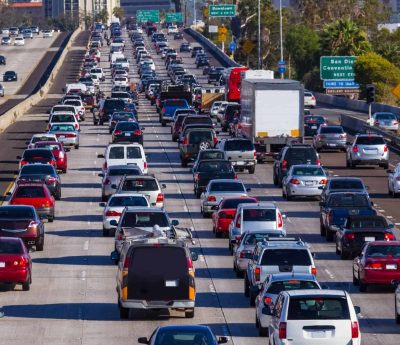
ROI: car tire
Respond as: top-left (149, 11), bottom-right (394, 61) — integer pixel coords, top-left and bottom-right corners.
top-left (320, 222), bottom-right (326, 236)
top-left (259, 325), bottom-right (269, 337)
top-left (195, 188), bottom-right (201, 199)
top-left (36, 238), bottom-right (44, 251)
top-left (286, 193), bottom-right (292, 201)
top-left (103, 227), bottom-right (110, 237)
top-left (244, 275), bottom-right (250, 297)
top-left (22, 274), bottom-right (31, 291)
top-left (62, 168), bottom-right (67, 174)
top-left (326, 230), bottom-right (334, 242)
top-left (340, 249), bottom-right (349, 260)
top-left (215, 231), bottom-right (222, 238)
top-left (236, 269), bottom-right (244, 278)
top-left (248, 166), bottom-right (255, 174)
top-left (185, 308), bottom-right (195, 318)
top-left (273, 171), bottom-right (278, 186)
top-left (353, 271), bottom-right (359, 286)
top-left (55, 192), bottom-right (61, 200)
top-left (48, 215), bottom-right (54, 223)
top-left (249, 290), bottom-right (256, 306)
top-left (119, 305), bottom-right (129, 319)
top-left (359, 279), bottom-right (367, 292)
top-left (161, 120), bottom-right (166, 127)
top-left (75, 144), bottom-right (79, 149)
top-left (229, 241), bottom-right (233, 255)
top-left (101, 194), bottom-right (108, 202)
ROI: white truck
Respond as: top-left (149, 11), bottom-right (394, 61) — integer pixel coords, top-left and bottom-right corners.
top-left (238, 78), bottom-right (304, 162)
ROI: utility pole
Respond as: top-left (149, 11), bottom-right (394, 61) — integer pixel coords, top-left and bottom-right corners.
top-left (279, 0), bottom-right (284, 79)
top-left (258, 0), bottom-right (261, 69)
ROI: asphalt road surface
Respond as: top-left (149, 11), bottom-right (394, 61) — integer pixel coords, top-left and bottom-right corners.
top-left (0, 28), bottom-right (399, 345)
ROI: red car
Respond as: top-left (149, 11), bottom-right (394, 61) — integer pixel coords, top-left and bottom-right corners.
top-left (212, 197), bottom-right (258, 237)
top-left (353, 241), bottom-right (400, 292)
top-left (0, 237), bottom-right (32, 291)
top-left (33, 141), bottom-right (68, 173)
top-left (9, 183), bottom-right (55, 222)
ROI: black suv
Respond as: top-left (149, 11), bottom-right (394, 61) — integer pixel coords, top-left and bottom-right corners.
top-left (273, 143), bottom-right (320, 186)
top-left (95, 98), bottom-right (125, 125)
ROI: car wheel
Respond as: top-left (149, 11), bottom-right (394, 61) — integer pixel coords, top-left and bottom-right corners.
top-left (36, 238), bottom-right (44, 251)
top-left (249, 290), bottom-right (256, 306)
top-left (259, 325), bottom-right (269, 337)
top-left (119, 305), bottom-right (129, 319)
top-left (286, 193), bottom-right (292, 201)
top-left (326, 230), bottom-right (334, 242)
top-left (244, 275), bottom-right (250, 297)
top-left (102, 227), bottom-right (110, 237)
top-left (161, 120), bottom-right (166, 127)
top-left (48, 215), bottom-right (54, 223)
top-left (340, 249), bottom-right (349, 260)
top-left (248, 166), bottom-right (255, 174)
top-left (273, 171), bottom-right (278, 186)
top-left (195, 188), bottom-right (201, 199)
top-left (185, 308), bottom-right (195, 318)
top-left (55, 192), bottom-right (61, 200)
top-left (229, 241), bottom-right (233, 255)
top-left (22, 274), bottom-right (31, 291)
top-left (215, 230), bottom-right (222, 238)
top-left (75, 144), bottom-right (79, 149)
top-left (236, 269), bottom-right (244, 278)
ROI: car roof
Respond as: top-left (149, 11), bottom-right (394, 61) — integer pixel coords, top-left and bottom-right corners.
top-left (238, 202), bottom-right (277, 209)
top-left (110, 193), bottom-right (147, 198)
top-left (210, 179), bottom-right (243, 184)
top-left (290, 164), bottom-right (323, 168)
top-left (124, 206), bottom-right (165, 212)
top-left (285, 289), bottom-right (346, 297)
top-left (269, 273), bottom-right (318, 282)
top-left (157, 325), bottom-right (212, 332)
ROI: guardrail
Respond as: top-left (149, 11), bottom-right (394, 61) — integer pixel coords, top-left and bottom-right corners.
top-left (0, 27), bottom-right (83, 133)
top-left (184, 28), bottom-right (240, 68)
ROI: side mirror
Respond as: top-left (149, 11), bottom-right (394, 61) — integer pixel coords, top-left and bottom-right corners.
top-left (389, 223), bottom-right (395, 229)
top-left (97, 153), bottom-right (105, 158)
top-left (171, 219), bottom-right (179, 226)
top-left (98, 173), bottom-right (104, 177)
top-left (354, 306), bottom-right (361, 315)
top-left (246, 188), bottom-right (251, 192)
top-left (111, 184), bottom-right (117, 189)
top-left (262, 307), bottom-right (272, 315)
top-left (137, 337), bottom-right (148, 344)
top-left (191, 251), bottom-right (198, 261)
top-left (109, 219), bottom-right (118, 227)
top-left (217, 337), bottom-right (228, 344)
top-left (161, 184), bottom-right (166, 189)
top-left (99, 202), bottom-right (106, 207)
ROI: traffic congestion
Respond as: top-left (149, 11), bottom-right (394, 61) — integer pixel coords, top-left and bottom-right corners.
top-left (1, 18), bottom-right (400, 345)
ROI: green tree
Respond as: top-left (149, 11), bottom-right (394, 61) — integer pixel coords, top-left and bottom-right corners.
top-left (113, 6), bottom-right (125, 20)
top-left (371, 28), bottom-right (400, 67)
top-left (284, 25), bottom-right (320, 80)
top-left (355, 52), bottom-right (400, 105)
top-left (320, 19), bottom-right (371, 56)
top-left (95, 9), bottom-right (109, 24)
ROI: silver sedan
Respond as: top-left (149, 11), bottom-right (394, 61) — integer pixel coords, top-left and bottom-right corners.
top-left (282, 164), bottom-right (328, 200)
top-left (388, 163), bottom-right (400, 197)
top-left (370, 112), bottom-right (398, 131)
top-left (47, 124), bottom-right (79, 149)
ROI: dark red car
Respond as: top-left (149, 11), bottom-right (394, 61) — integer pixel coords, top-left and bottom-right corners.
top-left (171, 114), bottom-right (187, 142)
top-left (9, 183), bottom-right (55, 222)
top-left (212, 197), bottom-right (258, 237)
top-left (33, 141), bottom-right (68, 173)
top-left (353, 241), bottom-right (400, 292)
top-left (0, 237), bottom-right (32, 290)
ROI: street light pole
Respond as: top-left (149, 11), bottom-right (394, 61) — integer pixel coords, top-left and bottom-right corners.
top-left (258, 0), bottom-right (261, 69)
top-left (193, 0), bottom-right (196, 25)
top-left (279, 0), bottom-right (284, 79)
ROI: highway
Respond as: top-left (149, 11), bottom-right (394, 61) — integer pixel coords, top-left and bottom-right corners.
top-left (0, 27), bottom-right (399, 345)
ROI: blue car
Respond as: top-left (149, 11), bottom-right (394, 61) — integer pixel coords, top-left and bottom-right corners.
top-left (160, 98), bottom-right (190, 126)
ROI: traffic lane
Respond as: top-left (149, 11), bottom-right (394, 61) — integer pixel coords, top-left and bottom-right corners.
top-left (182, 32), bottom-right (222, 68)
top-left (0, 32), bottom-right (89, 199)
top-left (0, 32), bottom-right (61, 102)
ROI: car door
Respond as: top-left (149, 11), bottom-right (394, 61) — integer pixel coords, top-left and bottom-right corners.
top-left (269, 293), bottom-right (284, 343)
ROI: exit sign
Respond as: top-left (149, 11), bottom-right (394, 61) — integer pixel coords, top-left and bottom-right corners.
top-left (320, 56), bottom-right (356, 80)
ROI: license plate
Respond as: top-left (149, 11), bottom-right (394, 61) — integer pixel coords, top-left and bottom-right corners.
top-left (387, 264), bottom-right (397, 270)
top-left (0, 262), bottom-right (5, 268)
top-left (165, 280), bottom-right (178, 287)
top-left (364, 236), bottom-right (375, 242)
top-left (305, 181), bottom-right (313, 186)
top-left (124, 133), bottom-right (131, 136)
top-left (311, 126), bottom-right (317, 129)
top-left (236, 161), bottom-right (245, 166)
top-left (310, 331), bottom-right (326, 338)
top-left (59, 135), bottom-right (65, 138)
top-left (327, 143), bottom-right (337, 146)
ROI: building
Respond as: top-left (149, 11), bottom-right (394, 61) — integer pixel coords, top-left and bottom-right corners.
top-left (8, 1), bottom-right (45, 22)
top-left (120, 0), bottom-right (172, 17)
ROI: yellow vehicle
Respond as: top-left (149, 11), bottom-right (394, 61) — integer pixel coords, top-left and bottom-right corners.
top-left (193, 86), bottom-right (225, 113)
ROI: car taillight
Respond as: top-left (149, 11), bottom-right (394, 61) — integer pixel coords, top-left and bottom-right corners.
top-left (319, 179), bottom-right (327, 185)
top-left (114, 130), bottom-right (122, 135)
top-left (351, 321), bottom-right (359, 338)
top-left (353, 145), bottom-right (358, 153)
top-left (345, 233), bottom-right (355, 241)
top-left (58, 151), bottom-right (64, 159)
top-left (106, 210), bottom-right (122, 217)
top-left (123, 255), bottom-right (130, 269)
top-left (20, 160), bottom-right (28, 166)
top-left (253, 150), bottom-right (257, 158)
top-left (263, 296), bottom-right (272, 306)
top-left (219, 211), bottom-right (233, 219)
top-left (277, 212), bottom-right (283, 228)
top-left (282, 160), bottom-right (287, 169)
top-left (187, 257), bottom-right (194, 271)
top-left (213, 137), bottom-right (218, 144)
top-left (279, 322), bottom-right (287, 339)
top-left (384, 145), bottom-right (388, 153)
top-left (289, 178), bottom-right (300, 185)
top-left (74, 123), bottom-right (78, 129)
top-left (27, 221), bottom-right (37, 230)
top-left (316, 159), bottom-right (321, 166)
top-left (134, 130), bottom-right (142, 136)
top-left (255, 267), bottom-right (261, 281)
top-left (365, 262), bottom-right (383, 270)
top-left (66, 133), bottom-right (77, 138)
top-left (41, 201), bottom-right (52, 207)
top-left (144, 161), bottom-right (147, 170)
top-left (311, 267), bottom-right (317, 276)
top-left (12, 257), bottom-right (27, 268)
top-left (50, 160), bottom-right (57, 166)
top-left (46, 177), bottom-right (57, 183)
top-left (384, 232), bottom-right (395, 241)
top-left (235, 216), bottom-right (241, 228)
top-left (156, 193), bottom-right (164, 203)
top-left (183, 137), bottom-right (188, 145)
top-left (208, 195), bottom-right (216, 202)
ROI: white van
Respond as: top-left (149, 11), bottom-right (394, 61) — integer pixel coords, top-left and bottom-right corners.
top-left (65, 83), bottom-right (87, 94)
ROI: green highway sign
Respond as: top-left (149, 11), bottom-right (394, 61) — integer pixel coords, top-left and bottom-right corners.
top-left (137, 10), bottom-right (160, 23)
top-left (209, 5), bottom-right (236, 17)
top-left (166, 12), bottom-right (183, 23)
top-left (320, 56), bottom-right (356, 80)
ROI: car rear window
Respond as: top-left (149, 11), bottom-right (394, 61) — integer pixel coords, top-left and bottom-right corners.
top-left (109, 147), bottom-right (124, 159)
top-left (35, 143), bottom-right (60, 150)
top-left (51, 114), bottom-right (75, 122)
top-left (225, 140), bottom-right (254, 151)
top-left (65, 100), bottom-right (80, 106)
top-left (327, 194), bottom-right (369, 207)
top-left (267, 280), bottom-right (320, 294)
top-left (210, 182), bottom-right (245, 192)
top-left (50, 124), bottom-right (75, 131)
top-left (24, 150), bottom-right (53, 159)
top-left (115, 122), bottom-right (139, 131)
top-left (108, 196), bottom-right (148, 207)
top-left (189, 131), bottom-right (213, 144)
top-left (127, 147), bottom-right (142, 159)
top-left (320, 126), bottom-right (344, 134)
top-left (375, 113), bottom-right (396, 120)
top-left (304, 116), bottom-right (325, 123)
top-left (243, 209), bottom-right (276, 221)
top-left (0, 240), bottom-right (22, 254)
top-left (31, 136), bottom-right (54, 143)
top-left (288, 296), bottom-right (350, 320)
top-left (122, 179), bottom-right (158, 191)
top-left (292, 167), bottom-right (324, 176)
top-left (113, 113), bottom-right (135, 121)
top-left (111, 92), bottom-right (130, 99)
top-left (221, 198), bottom-right (256, 209)
top-left (243, 232), bottom-right (283, 245)
top-left (366, 245), bottom-right (400, 257)
top-left (356, 136), bottom-right (385, 145)
top-left (20, 165), bottom-right (54, 175)
top-left (0, 207), bottom-right (34, 218)
top-left (104, 99), bottom-right (125, 111)
top-left (225, 105), bottom-right (241, 120)
top-left (15, 186), bottom-right (45, 198)
top-left (285, 148), bottom-right (317, 161)
top-left (329, 180), bottom-right (363, 190)
top-left (261, 249), bottom-right (311, 266)
top-left (108, 168), bottom-right (142, 176)
top-left (121, 212), bottom-right (169, 227)
top-left (198, 161), bottom-right (232, 173)
top-left (199, 151), bottom-right (225, 160)
top-left (184, 117), bottom-right (212, 126)
top-left (165, 100), bottom-right (188, 107)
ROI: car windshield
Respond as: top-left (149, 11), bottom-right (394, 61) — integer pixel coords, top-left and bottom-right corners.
top-left (0, 240), bottom-right (22, 254)
top-left (375, 113), bottom-right (396, 120)
top-left (320, 126), bottom-right (344, 134)
top-left (197, 161), bottom-right (232, 173)
top-left (327, 194), bottom-right (369, 207)
top-left (267, 280), bottom-right (320, 294)
top-left (292, 167), bottom-right (325, 176)
top-left (115, 122), bottom-right (139, 131)
top-left (108, 196), bottom-right (148, 207)
top-left (20, 165), bottom-right (54, 175)
top-left (104, 99), bottom-right (125, 111)
top-left (329, 180), bottom-right (363, 190)
top-left (285, 148), bottom-right (317, 162)
top-left (121, 179), bottom-right (158, 191)
top-left (15, 186), bottom-right (45, 198)
top-left (0, 207), bottom-right (34, 218)
top-left (210, 182), bottom-right (245, 192)
top-left (349, 218), bottom-right (386, 229)
top-left (287, 296), bottom-right (350, 320)
top-left (165, 100), bottom-right (187, 107)
top-left (261, 249), bottom-right (311, 266)
top-left (243, 209), bottom-right (276, 221)
top-left (35, 143), bottom-right (60, 150)
top-left (121, 212), bottom-right (169, 227)
top-left (154, 329), bottom-right (215, 345)
top-left (51, 114), bottom-right (75, 122)
top-left (108, 168), bottom-right (142, 176)
top-left (356, 136), bottom-right (385, 145)
top-left (225, 140), bottom-right (254, 151)
top-left (50, 124), bottom-right (75, 131)
top-left (31, 136), bottom-right (54, 143)
top-left (113, 113), bottom-right (135, 121)
top-left (366, 245), bottom-right (400, 257)
top-left (242, 232), bottom-right (283, 245)
top-left (189, 131), bottom-right (213, 144)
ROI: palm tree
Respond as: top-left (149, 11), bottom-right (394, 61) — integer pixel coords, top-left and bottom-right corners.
top-left (112, 7), bottom-right (125, 20)
top-left (321, 19), bottom-right (371, 56)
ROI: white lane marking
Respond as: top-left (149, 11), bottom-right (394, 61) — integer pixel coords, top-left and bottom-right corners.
top-left (333, 175), bottom-right (339, 177)
top-left (324, 268), bottom-right (335, 280)
top-left (378, 209), bottom-right (386, 213)
top-left (387, 216), bottom-right (394, 219)
top-left (83, 241), bottom-right (89, 251)
top-left (199, 254), bottom-right (205, 262)
top-left (80, 270), bottom-right (86, 281)
top-left (184, 205), bottom-right (188, 212)
top-left (173, 175), bottom-right (177, 180)
top-left (93, 160), bottom-right (97, 165)
top-left (209, 282), bottom-right (216, 294)
top-left (286, 217), bottom-right (293, 223)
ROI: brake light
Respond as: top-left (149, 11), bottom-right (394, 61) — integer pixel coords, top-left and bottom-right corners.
top-left (235, 216), bottom-right (241, 228)
top-left (213, 137), bottom-right (218, 144)
top-left (65, 133), bottom-right (77, 138)
top-left (282, 160), bottom-right (287, 169)
top-left (345, 233), bottom-right (355, 241)
top-left (289, 178), bottom-right (300, 185)
top-left (50, 160), bottom-right (57, 166)
top-left (353, 145), bottom-right (358, 153)
top-left (41, 200), bottom-right (52, 208)
top-left (12, 257), bottom-right (27, 268)
top-left (20, 160), bottom-right (28, 166)
top-left (183, 137), bottom-right (188, 145)
top-left (255, 267), bottom-right (261, 281)
top-left (384, 145), bottom-right (388, 153)
top-left (46, 177), bottom-right (57, 183)
top-left (144, 161), bottom-right (147, 170)
top-left (277, 213), bottom-right (283, 228)
top-left (106, 210), bottom-right (121, 217)
top-left (207, 195), bottom-right (216, 202)
top-left (187, 257), bottom-right (194, 271)
top-left (351, 321), bottom-right (359, 338)
top-left (384, 232), bottom-right (395, 241)
top-left (114, 130), bottom-right (122, 135)
top-left (156, 193), bottom-right (164, 203)
top-left (279, 322), bottom-right (287, 339)
top-left (27, 221), bottom-right (38, 230)
top-left (316, 159), bottom-right (321, 166)
top-left (123, 255), bottom-right (130, 269)
top-left (311, 267), bottom-right (317, 276)
top-left (253, 150), bottom-right (257, 158)
top-left (58, 151), bottom-right (64, 159)
top-left (319, 179), bottom-right (327, 185)
top-left (365, 262), bottom-right (383, 270)
top-left (74, 123), bottom-right (78, 129)
top-left (133, 130), bottom-right (142, 136)
top-left (263, 296), bottom-right (272, 305)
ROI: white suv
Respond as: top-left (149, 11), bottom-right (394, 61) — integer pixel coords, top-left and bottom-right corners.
top-left (265, 290), bottom-right (361, 345)
top-left (167, 25), bottom-right (178, 35)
